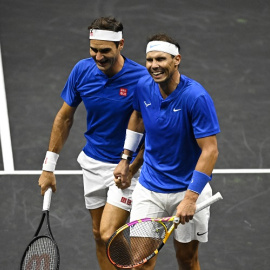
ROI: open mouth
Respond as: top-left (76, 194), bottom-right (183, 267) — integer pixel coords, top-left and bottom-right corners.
top-left (151, 71), bottom-right (164, 78)
top-left (97, 61), bottom-right (107, 66)
top-left (96, 59), bottom-right (109, 67)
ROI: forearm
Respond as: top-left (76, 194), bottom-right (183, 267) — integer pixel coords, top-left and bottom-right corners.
top-left (123, 110), bottom-right (145, 157)
top-left (176, 150), bottom-right (217, 224)
top-left (127, 110), bottom-right (145, 133)
top-left (114, 110), bottom-right (144, 188)
top-left (195, 135), bottom-right (219, 176)
top-left (42, 113), bottom-right (72, 173)
top-left (186, 135), bottom-right (219, 196)
top-left (129, 142), bottom-right (145, 175)
top-left (195, 148), bottom-right (218, 176)
top-left (39, 103), bottom-right (76, 194)
top-left (48, 107), bottom-right (75, 153)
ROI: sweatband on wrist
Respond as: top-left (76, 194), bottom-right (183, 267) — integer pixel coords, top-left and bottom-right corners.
top-left (188, 170), bottom-right (212, 194)
top-left (146, 41), bottom-right (180, 56)
top-left (124, 129), bottom-right (144, 152)
top-left (89, 29), bottom-right (123, 41)
top-left (42, 151), bottom-right (59, 172)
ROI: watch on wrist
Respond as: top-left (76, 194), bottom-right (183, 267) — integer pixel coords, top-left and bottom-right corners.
top-left (121, 152), bottom-right (132, 162)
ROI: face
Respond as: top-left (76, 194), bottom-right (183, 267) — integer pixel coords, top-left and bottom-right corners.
top-left (146, 51), bottom-right (181, 83)
top-left (90, 39), bottom-right (124, 74)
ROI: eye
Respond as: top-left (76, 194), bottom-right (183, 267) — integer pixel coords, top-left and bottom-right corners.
top-left (157, 57), bottom-right (166, 62)
top-left (100, 49), bottom-right (111, 54)
top-left (90, 47), bottom-right (98, 53)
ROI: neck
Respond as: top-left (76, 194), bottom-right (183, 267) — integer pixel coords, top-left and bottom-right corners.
top-left (159, 70), bottom-right (180, 99)
top-left (105, 54), bottom-right (124, 77)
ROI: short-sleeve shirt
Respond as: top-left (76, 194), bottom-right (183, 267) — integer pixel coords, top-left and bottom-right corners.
top-left (61, 57), bottom-right (148, 163)
top-left (134, 74), bottom-right (220, 193)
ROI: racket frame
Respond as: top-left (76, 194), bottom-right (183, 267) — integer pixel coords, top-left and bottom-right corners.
top-left (19, 188), bottom-right (60, 270)
top-left (106, 192), bottom-right (223, 268)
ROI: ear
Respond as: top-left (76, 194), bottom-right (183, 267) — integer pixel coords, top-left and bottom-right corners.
top-left (118, 39), bottom-right (124, 51)
top-left (174, 54), bottom-right (181, 66)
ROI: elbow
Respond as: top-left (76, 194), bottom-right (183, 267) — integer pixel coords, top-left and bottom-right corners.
top-left (203, 144), bottom-right (219, 164)
top-left (211, 146), bottom-right (219, 164)
top-left (64, 117), bottom-right (74, 129)
top-left (55, 112), bottom-right (74, 129)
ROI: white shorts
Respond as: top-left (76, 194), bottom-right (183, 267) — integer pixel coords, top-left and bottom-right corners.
top-left (77, 151), bottom-right (139, 211)
top-left (130, 182), bottom-right (212, 243)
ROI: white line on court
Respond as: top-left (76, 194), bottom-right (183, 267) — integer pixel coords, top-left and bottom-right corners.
top-left (0, 169), bottom-right (269, 175)
top-left (0, 170), bottom-right (83, 175)
top-left (0, 44), bottom-right (14, 172)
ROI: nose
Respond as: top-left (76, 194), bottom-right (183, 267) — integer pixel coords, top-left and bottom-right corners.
top-left (151, 59), bottom-right (159, 69)
top-left (96, 51), bottom-right (103, 61)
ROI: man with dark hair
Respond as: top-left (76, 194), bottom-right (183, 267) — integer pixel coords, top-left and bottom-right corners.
top-left (38, 16), bottom-right (147, 269)
top-left (114, 33), bottom-right (220, 269)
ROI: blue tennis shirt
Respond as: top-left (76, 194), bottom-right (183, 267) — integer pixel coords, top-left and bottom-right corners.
top-left (61, 57), bottom-right (148, 163)
top-left (134, 74), bottom-right (220, 193)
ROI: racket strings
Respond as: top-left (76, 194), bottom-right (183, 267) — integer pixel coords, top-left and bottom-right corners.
top-left (21, 237), bottom-right (58, 270)
top-left (109, 221), bottom-right (171, 267)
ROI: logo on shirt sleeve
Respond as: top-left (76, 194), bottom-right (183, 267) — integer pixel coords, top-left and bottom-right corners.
top-left (119, 88), bottom-right (128, 96)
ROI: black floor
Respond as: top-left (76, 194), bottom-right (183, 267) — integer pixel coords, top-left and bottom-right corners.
top-left (1, 0), bottom-right (270, 269)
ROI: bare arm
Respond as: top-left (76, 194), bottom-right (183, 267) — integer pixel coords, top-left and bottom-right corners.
top-left (47, 102), bottom-right (77, 153)
top-left (38, 102), bottom-right (77, 195)
top-left (114, 110), bottom-right (145, 189)
top-left (176, 135), bottom-right (219, 224)
top-left (128, 142), bottom-right (145, 176)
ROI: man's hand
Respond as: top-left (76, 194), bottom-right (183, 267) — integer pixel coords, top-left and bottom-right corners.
top-left (114, 159), bottom-right (131, 189)
top-left (38, 171), bottom-right (56, 195)
top-left (175, 190), bottom-right (199, 226)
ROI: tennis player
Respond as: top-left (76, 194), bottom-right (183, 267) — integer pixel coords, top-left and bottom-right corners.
top-left (114, 33), bottom-right (220, 269)
top-left (38, 17), bottom-right (147, 270)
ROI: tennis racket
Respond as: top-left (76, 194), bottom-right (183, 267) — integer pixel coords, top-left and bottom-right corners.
top-left (20, 187), bottom-right (60, 270)
top-left (107, 192), bottom-right (223, 268)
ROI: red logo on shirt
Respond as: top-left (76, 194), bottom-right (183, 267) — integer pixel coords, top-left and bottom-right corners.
top-left (119, 88), bottom-right (128, 96)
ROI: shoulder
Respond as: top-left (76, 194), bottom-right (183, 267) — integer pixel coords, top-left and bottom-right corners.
top-left (181, 74), bottom-right (210, 99)
top-left (135, 75), bottom-right (155, 99)
top-left (124, 57), bottom-right (144, 68)
top-left (123, 57), bottom-right (148, 74)
top-left (68, 58), bottom-right (97, 79)
top-left (138, 73), bottom-right (155, 85)
top-left (73, 57), bottom-right (96, 70)
top-left (137, 74), bottom-right (154, 86)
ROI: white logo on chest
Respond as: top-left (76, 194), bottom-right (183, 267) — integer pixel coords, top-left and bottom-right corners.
top-left (144, 101), bottom-right (151, 107)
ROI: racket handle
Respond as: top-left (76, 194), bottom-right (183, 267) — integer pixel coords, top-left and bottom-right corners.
top-left (195, 192), bottom-right (223, 213)
top-left (43, 187), bottom-right (52, 211)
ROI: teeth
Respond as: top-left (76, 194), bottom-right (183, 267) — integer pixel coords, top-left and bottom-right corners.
top-left (153, 72), bottom-right (162, 75)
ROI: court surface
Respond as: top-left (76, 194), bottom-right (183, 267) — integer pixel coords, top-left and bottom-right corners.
top-left (1, 0), bottom-right (270, 269)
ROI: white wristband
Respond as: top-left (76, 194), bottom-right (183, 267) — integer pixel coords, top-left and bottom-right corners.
top-left (42, 151), bottom-right (59, 172)
top-left (124, 129), bottom-right (144, 152)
